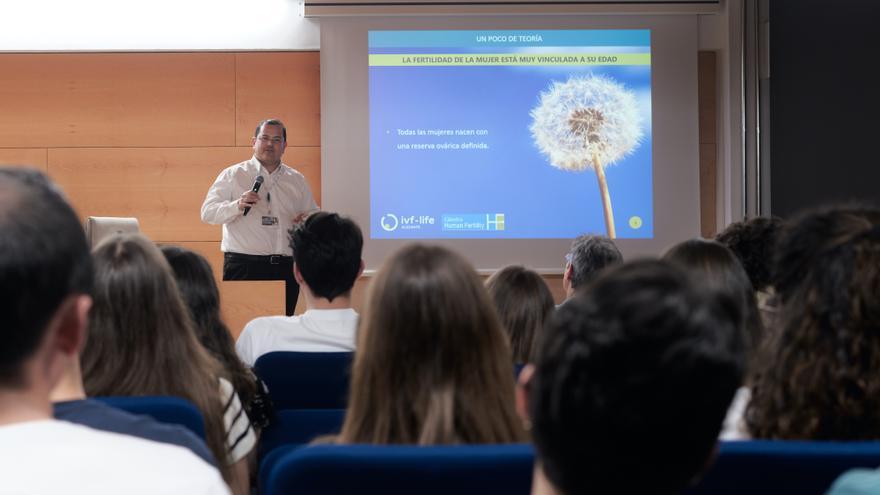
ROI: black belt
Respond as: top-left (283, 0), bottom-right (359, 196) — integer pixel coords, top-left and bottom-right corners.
top-left (225, 252), bottom-right (292, 265)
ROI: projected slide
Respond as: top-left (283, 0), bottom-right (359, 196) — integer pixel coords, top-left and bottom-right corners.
top-left (369, 29), bottom-right (652, 240)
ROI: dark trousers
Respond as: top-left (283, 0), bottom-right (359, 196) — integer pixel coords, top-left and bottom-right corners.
top-left (222, 252), bottom-right (299, 316)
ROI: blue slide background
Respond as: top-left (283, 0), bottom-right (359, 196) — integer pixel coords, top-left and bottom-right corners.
top-left (369, 30), bottom-right (653, 239)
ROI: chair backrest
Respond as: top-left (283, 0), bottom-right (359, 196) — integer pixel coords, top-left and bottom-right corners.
top-left (254, 352), bottom-right (354, 409)
top-left (95, 396), bottom-right (206, 439)
top-left (84, 216), bottom-right (140, 248)
top-left (261, 443), bottom-right (534, 495)
top-left (686, 440), bottom-right (880, 495)
top-left (259, 408), bottom-right (346, 459)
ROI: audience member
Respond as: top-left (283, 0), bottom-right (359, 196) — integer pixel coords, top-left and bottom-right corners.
top-left (81, 234), bottom-right (255, 494)
top-left (236, 211), bottom-right (363, 366)
top-left (522, 260), bottom-right (745, 495)
top-left (0, 168), bottom-right (227, 493)
top-left (663, 239), bottom-right (762, 440)
top-left (715, 216), bottom-right (783, 293)
top-left (828, 468), bottom-right (880, 495)
top-left (716, 216), bottom-right (784, 327)
top-left (161, 245), bottom-right (273, 430)
top-left (50, 341), bottom-right (216, 466)
top-left (561, 234), bottom-right (622, 300)
top-left (746, 206), bottom-right (880, 440)
top-left (664, 239), bottom-right (763, 358)
top-left (485, 265), bottom-right (555, 364)
top-left (337, 244), bottom-right (526, 444)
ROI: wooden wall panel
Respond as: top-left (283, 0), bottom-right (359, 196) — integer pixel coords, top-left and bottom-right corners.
top-left (698, 51), bottom-right (718, 237)
top-left (3, 51), bottom-right (323, 341)
top-left (48, 145), bottom-right (321, 241)
top-left (0, 53), bottom-right (235, 148)
top-left (284, 146), bottom-right (322, 206)
top-left (49, 147), bottom-right (252, 242)
top-left (0, 149), bottom-right (47, 173)
top-left (235, 52), bottom-right (321, 147)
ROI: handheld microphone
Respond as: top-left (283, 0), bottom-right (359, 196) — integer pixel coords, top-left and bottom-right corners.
top-left (243, 175), bottom-right (264, 217)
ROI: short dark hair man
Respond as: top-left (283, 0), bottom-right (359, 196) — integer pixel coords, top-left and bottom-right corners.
top-left (562, 234), bottom-right (623, 299)
top-left (0, 168), bottom-right (227, 493)
top-left (236, 211), bottom-right (363, 366)
top-left (201, 118), bottom-right (318, 316)
top-left (520, 260), bottom-right (745, 495)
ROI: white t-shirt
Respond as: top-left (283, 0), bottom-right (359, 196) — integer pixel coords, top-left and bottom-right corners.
top-left (236, 308), bottom-right (358, 366)
top-left (0, 419), bottom-right (229, 494)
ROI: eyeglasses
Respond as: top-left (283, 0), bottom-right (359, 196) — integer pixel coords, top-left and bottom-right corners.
top-left (564, 252), bottom-right (572, 264)
top-left (258, 135), bottom-right (284, 144)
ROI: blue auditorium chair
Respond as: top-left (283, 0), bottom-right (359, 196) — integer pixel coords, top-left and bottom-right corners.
top-left (686, 440), bottom-right (880, 495)
top-left (94, 395), bottom-right (205, 439)
top-left (258, 408), bottom-right (346, 459)
top-left (261, 443), bottom-right (534, 495)
top-left (253, 351), bottom-right (353, 410)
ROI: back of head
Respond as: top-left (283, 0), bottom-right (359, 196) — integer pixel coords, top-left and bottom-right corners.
top-left (82, 234), bottom-right (212, 395)
top-left (0, 168), bottom-right (92, 387)
top-left (485, 265), bottom-right (555, 364)
top-left (289, 211), bottom-right (363, 301)
top-left (160, 245), bottom-right (257, 404)
top-left (83, 234), bottom-right (232, 476)
top-left (566, 234), bottom-right (622, 289)
top-left (664, 239), bottom-right (763, 360)
top-left (747, 205), bottom-right (880, 440)
top-left (530, 260), bottom-right (745, 494)
top-left (342, 244), bottom-right (524, 445)
top-left (772, 205), bottom-right (879, 303)
top-left (716, 216), bottom-right (783, 291)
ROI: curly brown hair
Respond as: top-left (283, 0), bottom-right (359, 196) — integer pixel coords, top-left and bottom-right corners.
top-left (746, 207), bottom-right (880, 439)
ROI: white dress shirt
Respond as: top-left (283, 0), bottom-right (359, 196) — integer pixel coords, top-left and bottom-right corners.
top-left (201, 156), bottom-right (317, 256)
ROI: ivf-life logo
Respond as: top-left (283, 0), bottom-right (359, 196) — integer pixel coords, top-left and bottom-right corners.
top-left (380, 213), bottom-right (399, 232)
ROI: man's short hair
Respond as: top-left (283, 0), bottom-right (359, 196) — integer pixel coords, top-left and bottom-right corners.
top-left (566, 234), bottom-right (622, 289)
top-left (288, 211), bottom-right (362, 302)
top-left (254, 119), bottom-right (287, 142)
top-left (530, 260), bottom-right (745, 494)
top-left (0, 168), bottom-right (93, 386)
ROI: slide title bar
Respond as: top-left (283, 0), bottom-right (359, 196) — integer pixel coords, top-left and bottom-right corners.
top-left (369, 29), bottom-right (650, 47)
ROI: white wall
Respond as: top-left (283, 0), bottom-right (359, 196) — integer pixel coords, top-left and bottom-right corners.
top-left (0, 0), bottom-right (319, 51)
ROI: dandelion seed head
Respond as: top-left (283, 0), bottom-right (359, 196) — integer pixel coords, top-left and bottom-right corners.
top-left (530, 74), bottom-right (643, 172)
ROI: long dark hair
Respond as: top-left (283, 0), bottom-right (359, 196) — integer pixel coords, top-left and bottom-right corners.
top-left (746, 207), bottom-right (880, 439)
top-left (81, 234), bottom-right (232, 480)
top-left (160, 245), bottom-right (259, 414)
top-left (485, 265), bottom-right (555, 364)
top-left (339, 244), bottom-right (526, 445)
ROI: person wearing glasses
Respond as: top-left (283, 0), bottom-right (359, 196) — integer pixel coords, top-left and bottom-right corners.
top-left (201, 119), bottom-right (318, 316)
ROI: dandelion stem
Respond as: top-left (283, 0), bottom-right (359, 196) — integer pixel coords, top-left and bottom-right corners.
top-left (592, 156), bottom-right (616, 238)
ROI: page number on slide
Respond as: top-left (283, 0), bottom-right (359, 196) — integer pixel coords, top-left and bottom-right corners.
top-left (628, 216), bottom-right (643, 229)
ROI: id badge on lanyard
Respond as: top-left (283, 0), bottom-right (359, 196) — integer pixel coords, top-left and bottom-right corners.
top-left (262, 189), bottom-right (279, 228)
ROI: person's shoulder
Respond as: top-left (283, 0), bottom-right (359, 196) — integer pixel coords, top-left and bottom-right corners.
top-left (279, 163), bottom-right (308, 179)
top-left (55, 399), bottom-right (216, 466)
top-left (220, 158), bottom-right (257, 176)
top-left (828, 468), bottom-right (880, 495)
top-left (245, 314), bottom-right (301, 332)
top-left (6, 420), bottom-right (227, 493)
